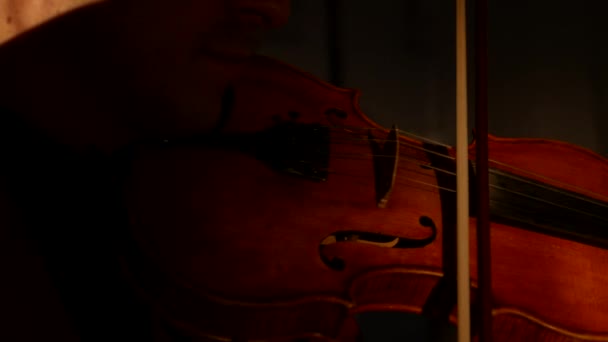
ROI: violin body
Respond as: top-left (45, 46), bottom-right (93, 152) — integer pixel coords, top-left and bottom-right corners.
top-left (123, 55), bottom-right (608, 341)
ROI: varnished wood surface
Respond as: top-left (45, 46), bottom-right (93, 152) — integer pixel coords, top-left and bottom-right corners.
top-left (122, 55), bottom-right (608, 341)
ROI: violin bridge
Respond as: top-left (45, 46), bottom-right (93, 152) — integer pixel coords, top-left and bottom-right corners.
top-left (368, 125), bottom-right (400, 208)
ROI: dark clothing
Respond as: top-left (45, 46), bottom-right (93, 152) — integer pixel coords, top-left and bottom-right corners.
top-left (0, 108), bottom-right (153, 341)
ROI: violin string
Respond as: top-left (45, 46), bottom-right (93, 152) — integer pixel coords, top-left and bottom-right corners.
top-left (327, 125), bottom-right (453, 148)
top-left (326, 150), bottom-right (608, 212)
top-left (326, 130), bottom-right (608, 204)
top-left (323, 151), bottom-right (455, 177)
top-left (322, 144), bottom-right (608, 211)
top-left (330, 124), bottom-right (607, 189)
top-left (489, 183), bottom-right (608, 222)
top-left (331, 135), bottom-right (455, 161)
top-left (471, 159), bottom-right (608, 203)
top-left (334, 134), bottom-right (596, 191)
top-left (322, 166), bottom-right (608, 224)
top-left (300, 138), bottom-right (608, 211)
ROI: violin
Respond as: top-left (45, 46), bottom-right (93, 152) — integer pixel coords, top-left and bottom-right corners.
top-left (120, 52), bottom-right (608, 341)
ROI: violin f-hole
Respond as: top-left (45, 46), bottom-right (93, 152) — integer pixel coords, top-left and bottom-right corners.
top-left (319, 215), bottom-right (438, 271)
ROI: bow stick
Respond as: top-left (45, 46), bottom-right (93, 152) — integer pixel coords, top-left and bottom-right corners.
top-left (456, 0), bottom-right (492, 340)
top-left (455, 0), bottom-right (471, 340)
